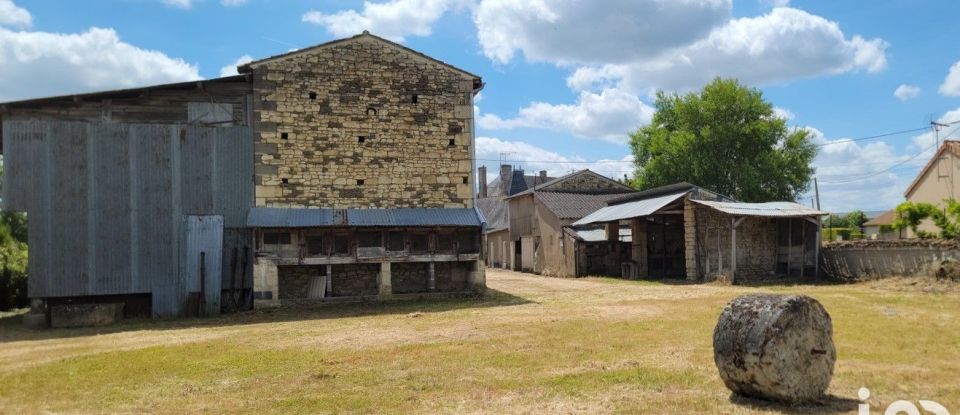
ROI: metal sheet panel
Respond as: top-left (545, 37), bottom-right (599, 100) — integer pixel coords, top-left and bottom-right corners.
top-left (214, 127), bottom-right (254, 228)
top-left (180, 215), bottom-right (223, 316)
top-left (573, 191), bottom-right (688, 226)
top-left (692, 200), bottom-right (827, 217)
top-left (3, 119), bottom-right (253, 304)
top-left (92, 123), bottom-right (133, 295)
top-left (48, 122), bottom-right (90, 297)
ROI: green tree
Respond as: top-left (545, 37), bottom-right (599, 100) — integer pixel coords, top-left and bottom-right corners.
top-left (892, 201), bottom-right (943, 239)
top-left (629, 78), bottom-right (817, 202)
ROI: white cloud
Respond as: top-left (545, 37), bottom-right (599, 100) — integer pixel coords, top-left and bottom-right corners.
top-left (568, 7), bottom-right (888, 95)
top-left (221, 0), bottom-right (246, 5)
top-left (939, 61), bottom-right (960, 97)
top-left (477, 88), bottom-right (653, 144)
top-left (475, 0), bottom-right (731, 65)
top-left (0, 0), bottom-right (31, 28)
top-left (302, 0), bottom-right (470, 42)
top-left (773, 106), bottom-right (795, 121)
top-left (893, 84), bottom-right (920, 101)
top-left (163, 0), bottom-right (193, 9)
top-left (476, 136), bottom-right (634, 178)
top-left (219, 54), bottom-right (253, 77)
top-left (0, 27), bottom-right (200, 102)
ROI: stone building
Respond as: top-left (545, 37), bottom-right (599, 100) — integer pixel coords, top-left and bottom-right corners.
top-left (502, 170), bottom-right (636, 275)
top-left (241, 32), bottom-right (486, 305)
top-left (574, 183), bottom-right (826, 282)
top-left (0, 31), bottom-right (485, 325)
top-left (475, 164), bottom-right (556, 269)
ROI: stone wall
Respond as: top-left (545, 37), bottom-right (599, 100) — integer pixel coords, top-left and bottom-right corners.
top-left (692, 204), bottom-right (778, 282)
top-left (546, 172), bottom-right (631, 194)
top-left (277, 263), bottom-right (380, 298)
top-left (249, 35), bottom-right (479, 208)
top-left (331, 263), bottom-right (380, 297)
top-left (823, 240), bottom-right (960, 281)
top-left (392, 262), bottom-right (429, 293)
top-left (435, 262), bottom-right (471, 292)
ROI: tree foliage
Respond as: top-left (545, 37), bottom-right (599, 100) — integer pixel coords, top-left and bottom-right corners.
top-left (0, 161), bottom-right (28, 310)
top-left (892, 200), bottom-right (960, 239)
top-left (629, 78), bottom-right (817, 202)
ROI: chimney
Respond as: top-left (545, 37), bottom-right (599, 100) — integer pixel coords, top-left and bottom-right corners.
top-left (499, 164), bottom-right (513, 197)
top-left (478, 166), bottom-right (488, 198)
top-left (539, 170), bottom-right (547, 182)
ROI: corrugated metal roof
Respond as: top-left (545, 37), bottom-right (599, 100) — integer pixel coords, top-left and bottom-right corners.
top-left (573, 191), bottom-right (689, 226)
top-left (573, 228), bottom-right (633, 242)
top-left (535, 192), bottom-right (632, 220)
top-left (247, 207), bottom-right (483, 228)
top-left (691, 200), bottom-right (827, 217)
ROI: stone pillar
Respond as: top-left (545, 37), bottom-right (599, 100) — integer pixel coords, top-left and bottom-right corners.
top-left (428, 262), bottom-right (437, 292)
top-left (683, 197), bottom-right (699, 281)
top-left (253, 257), bottom-right (281, 307)
top-left (379, 262), bottom-right (392, 297)
top-left (325, 264), bottom-right (333, 296)
top-left (468, 260), bottom-right (486, 292)
top-left (606, 221), bottom-right (621, 275)
top-left (631, 218), bottom-right (648, 278)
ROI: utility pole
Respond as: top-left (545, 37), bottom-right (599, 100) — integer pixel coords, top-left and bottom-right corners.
top-left (813, 177), bottom-right (821, 210)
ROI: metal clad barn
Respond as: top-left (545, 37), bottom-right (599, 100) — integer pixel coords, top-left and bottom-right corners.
top-left (1, 120), bottom-right (253, 316)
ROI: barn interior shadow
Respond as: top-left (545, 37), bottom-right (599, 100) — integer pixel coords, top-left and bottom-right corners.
top-left (729, 393), bottom-right (860, 414)
top-left (0, 288), bottom-right (532, 343)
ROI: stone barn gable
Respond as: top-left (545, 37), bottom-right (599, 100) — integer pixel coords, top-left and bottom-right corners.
top-left (240, 31), bottom-right (483, 209)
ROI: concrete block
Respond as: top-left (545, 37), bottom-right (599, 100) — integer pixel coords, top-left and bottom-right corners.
top-left (50, 303), bottom-right (124, 328)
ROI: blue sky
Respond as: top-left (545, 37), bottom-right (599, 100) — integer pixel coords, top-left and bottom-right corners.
top-left (3, 0), bottom-right (960, 212)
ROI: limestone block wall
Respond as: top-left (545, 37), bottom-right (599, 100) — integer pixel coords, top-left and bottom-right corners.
top-left (392, 262), bottom-right (429, 294)
top-left (692, 204), bottom-right (778, 281)
top-left (249, 36), bottom-right (479, 208)
top-left (331, 264), bottom-right (380, 297)
top-left (435, 262), bottom-right (471, 292)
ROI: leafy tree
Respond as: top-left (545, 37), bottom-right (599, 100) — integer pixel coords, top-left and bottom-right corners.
top-left (845, 210), bottom-right (868, 233)
top-left (892, 201), bottom-right (945, 239)
top-left (629, 78), bottom-right (816, 202)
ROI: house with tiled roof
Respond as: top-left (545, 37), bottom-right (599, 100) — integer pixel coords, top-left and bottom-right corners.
top-left (902, 140), bottom-right (960, 237)
top-left (501, 169), bottom-right (635, 276)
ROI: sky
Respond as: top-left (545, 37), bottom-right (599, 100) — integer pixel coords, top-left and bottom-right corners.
top-left (2, 0), bottom-right (960, 213)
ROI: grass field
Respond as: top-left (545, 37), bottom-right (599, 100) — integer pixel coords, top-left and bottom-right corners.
top-left (0, 269), bottom-right (958, 414)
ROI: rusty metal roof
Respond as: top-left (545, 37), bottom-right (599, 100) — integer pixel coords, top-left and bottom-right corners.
top-left (691, 200), bottom-right (827, 217)
top-left (247, 207), bottom-right (483, 228)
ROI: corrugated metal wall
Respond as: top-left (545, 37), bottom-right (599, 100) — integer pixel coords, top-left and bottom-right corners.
top-left (2, 120), bottom-right (254, 316)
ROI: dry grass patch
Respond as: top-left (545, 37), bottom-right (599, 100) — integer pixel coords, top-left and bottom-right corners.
top-left (0, 270), bottom-right (958, 414)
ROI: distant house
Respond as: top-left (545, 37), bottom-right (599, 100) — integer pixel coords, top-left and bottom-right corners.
top-left (863, 210), bottom-right (902, 240)
top-left (903, 140), bottom-right (960, 237)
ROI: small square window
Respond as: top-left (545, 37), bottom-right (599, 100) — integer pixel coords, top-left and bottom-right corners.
top-left (410, 233), bottom-right (429, 253)
top-left (462, 177), bottom-right (468, 184)
top-left (281, 178), bottom-right (289, 184)
top-left (448, 139), bottom-right (455, 146)
top-left (387, 232), bottom-right (405, 251)
top-left (281, 132), bottom-right (289, 140)
top-left (366, 107), bottom-right (378, 116)
top-left (333, 234), bottom-right (350, 255)
top-left (358, 136), bottom-right (366, 143)
top-left (305, 235), bottom-right (324, 256)
top-left (411, 94), bottom-right (418, 104)
top-left (356, 179), bottom-right (365, 186)
top-left (263, 232), bottom-right (291, 245)
top-left (308, 92), bottom-right (317, 100)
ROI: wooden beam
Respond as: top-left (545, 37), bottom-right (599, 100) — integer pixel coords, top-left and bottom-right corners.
top-left (730, 217), bottom-right (737, 284)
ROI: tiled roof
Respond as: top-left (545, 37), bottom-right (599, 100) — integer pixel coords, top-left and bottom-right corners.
top-left (475, 197), bottom-right (509, 231)
top-left (864, 209), bottom-right (896, 226)
top-left (486, 171), bottom-right (556, 197)
top-left (536, 192), bottom-right (633, 220)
